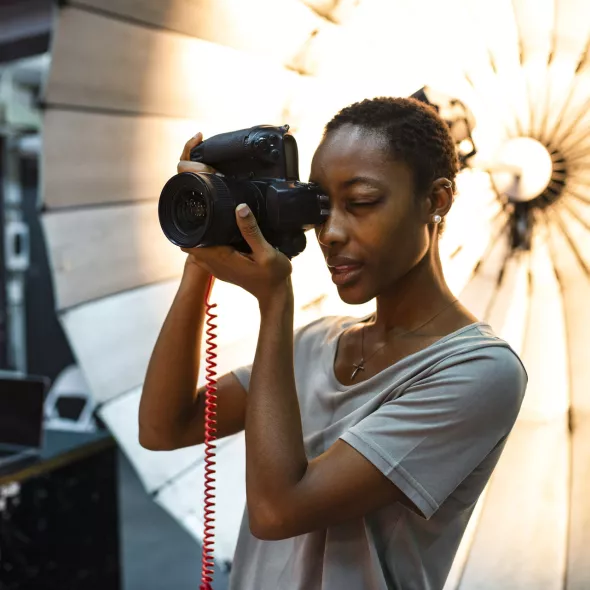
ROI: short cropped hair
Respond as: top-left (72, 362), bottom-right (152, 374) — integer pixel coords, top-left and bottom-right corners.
top-left (324, 97), bottom-right (458, 235)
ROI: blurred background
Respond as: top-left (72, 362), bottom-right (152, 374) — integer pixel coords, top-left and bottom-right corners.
top-left (0, 0), bottom-right (589, 588)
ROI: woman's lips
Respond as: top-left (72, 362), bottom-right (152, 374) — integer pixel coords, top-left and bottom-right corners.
top-left (330, 264), bottom-right (363, 286)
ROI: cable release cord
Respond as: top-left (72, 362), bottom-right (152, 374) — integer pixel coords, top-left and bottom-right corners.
top-left (200, 274), bottom-right (218, 590)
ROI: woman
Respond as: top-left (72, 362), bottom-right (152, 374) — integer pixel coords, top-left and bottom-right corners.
top-left (139, 97), bottom-right (528, 590)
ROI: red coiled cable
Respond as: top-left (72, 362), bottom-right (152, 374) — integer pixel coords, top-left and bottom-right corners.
top-left (200, 274), bottom-right (218, 590)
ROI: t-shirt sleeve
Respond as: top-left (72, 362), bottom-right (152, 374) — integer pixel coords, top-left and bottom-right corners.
top-left (231, 362), bottom-right (253, 392)
top-left (339, 345), bottom-right (527, 520)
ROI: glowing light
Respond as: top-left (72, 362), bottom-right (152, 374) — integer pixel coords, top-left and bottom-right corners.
top-left (492, 137), bottom-right (554, 201)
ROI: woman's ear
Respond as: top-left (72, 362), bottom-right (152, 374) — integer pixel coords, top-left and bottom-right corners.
top-left (428, 177), bottom-right (454, 219)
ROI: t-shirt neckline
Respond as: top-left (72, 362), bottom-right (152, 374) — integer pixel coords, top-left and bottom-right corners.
top-left (329, 316), bottom-right (489, 391)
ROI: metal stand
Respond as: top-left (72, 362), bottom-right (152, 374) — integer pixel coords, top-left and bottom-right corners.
top-left (1, 133), bottom-right (30, 373)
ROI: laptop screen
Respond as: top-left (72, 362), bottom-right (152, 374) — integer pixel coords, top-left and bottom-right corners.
top-left (0, 376), bottom-right (47, 448)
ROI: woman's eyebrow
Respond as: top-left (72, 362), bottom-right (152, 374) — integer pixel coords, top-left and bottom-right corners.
top-left (341, 176), bottom-right (383, 189)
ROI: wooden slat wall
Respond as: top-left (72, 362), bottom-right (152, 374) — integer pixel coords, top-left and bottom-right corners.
top-left (41, 203), bottom-right (185, 310)
top-left (46, 7), bottom-right (298, 123)
top-left (547, 213), bottom-right (590, 590)
top-left (42, 110), bottom-right (200, 209)
top-left (74, 0), bottom-right (325, 69)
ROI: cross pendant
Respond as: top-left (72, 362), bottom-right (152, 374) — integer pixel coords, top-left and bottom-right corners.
top-left (351, 362), bottom-right (365, 380)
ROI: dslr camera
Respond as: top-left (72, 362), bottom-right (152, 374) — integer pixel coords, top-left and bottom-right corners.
top-left (158, 124), bottom-right (330, 259)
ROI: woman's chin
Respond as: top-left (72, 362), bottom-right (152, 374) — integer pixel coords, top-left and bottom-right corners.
top-left (328, 265), bottom-right (377, 305)
top-left (335, 283), bottom-right (374, 306)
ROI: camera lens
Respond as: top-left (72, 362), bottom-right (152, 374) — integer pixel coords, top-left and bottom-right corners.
top-left (159, 174), bottom-right (213, 247)
top-left (172, 188), bottom-right (207, 234)
top-left (159, 172), bottom-right (262, 249)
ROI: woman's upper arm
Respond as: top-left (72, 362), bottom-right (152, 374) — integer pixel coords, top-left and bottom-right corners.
top-left (175, 371), bottom-right (247, 448)
top-left (256, 346), bottom-right (527, 539)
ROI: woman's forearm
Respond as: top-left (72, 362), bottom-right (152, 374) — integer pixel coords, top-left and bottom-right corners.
top-left (138, 261), bottom-right (211, 448)
top-left (245, 278), bottom-right (308, 530)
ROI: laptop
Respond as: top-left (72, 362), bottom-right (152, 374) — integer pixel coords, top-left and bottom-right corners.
top-left (0, 374), bottom-right (48, 471)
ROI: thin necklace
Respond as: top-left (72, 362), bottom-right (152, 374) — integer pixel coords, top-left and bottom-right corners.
top-left (350, 299), bottom-right (459, 380)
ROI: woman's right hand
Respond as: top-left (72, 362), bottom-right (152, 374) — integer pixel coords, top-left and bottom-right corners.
top-left (177, 131), bottom-right (218, 175)
top-left (178, 132), bottom-right (217, 274)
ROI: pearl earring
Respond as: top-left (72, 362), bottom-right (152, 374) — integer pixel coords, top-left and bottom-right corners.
top-left (432, 214), bottom-right (442, 224)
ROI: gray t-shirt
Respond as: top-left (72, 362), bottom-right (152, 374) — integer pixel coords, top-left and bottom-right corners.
top-left (229, 314), bottom-right (528, 590)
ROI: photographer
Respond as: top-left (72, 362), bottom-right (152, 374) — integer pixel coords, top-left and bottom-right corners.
top-left (138, 97), bottom-right (527, 590)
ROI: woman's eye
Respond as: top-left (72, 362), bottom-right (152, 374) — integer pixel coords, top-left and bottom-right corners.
top-left (350, 201), bottom-right (377, 207)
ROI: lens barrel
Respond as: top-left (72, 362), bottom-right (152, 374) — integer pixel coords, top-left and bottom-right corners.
top-left (158, 172), bottom-right (260, 248)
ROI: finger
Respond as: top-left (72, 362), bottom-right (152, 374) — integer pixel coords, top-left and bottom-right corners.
top-left (177, 160), bottom-right (217, 175)
top-left (235, 204), bottom-right (270, 258)
top-left (236, 251), bottom-right (256, 262)
top-left (180, 132), bottom-right (203, 161)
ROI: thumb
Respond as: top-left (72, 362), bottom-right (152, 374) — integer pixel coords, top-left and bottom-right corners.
top-left (235, 203), bottom-right (268, 257)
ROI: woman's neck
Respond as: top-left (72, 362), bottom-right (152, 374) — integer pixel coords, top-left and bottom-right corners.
top-left (370, 239), bottom-right (456, 338)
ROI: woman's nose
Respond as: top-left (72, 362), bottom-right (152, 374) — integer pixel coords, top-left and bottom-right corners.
top-left (316, 211), bottom-right (348, 247)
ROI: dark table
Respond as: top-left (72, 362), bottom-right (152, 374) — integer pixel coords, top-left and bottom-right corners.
top-left (0, 429), bottom-right (120, 590)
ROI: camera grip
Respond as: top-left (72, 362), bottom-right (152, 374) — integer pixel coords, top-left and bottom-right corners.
top-left (190, 128), bottom-right (252, 165)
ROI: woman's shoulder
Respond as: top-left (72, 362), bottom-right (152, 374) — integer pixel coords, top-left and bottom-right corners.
top-left (429, 321), bottom-right (529, 386)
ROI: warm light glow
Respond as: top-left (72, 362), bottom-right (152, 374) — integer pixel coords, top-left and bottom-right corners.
top-left (492, 137), bottom-right (554, 201)
top-left (459, 138), bottom-right (475, 154)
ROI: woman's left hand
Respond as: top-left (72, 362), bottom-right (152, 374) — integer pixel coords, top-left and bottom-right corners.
top-left (181, 203), bottom-right (293, 305)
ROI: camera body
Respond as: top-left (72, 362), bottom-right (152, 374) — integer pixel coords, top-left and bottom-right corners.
top-left (158, 124), bottom-right (329, 259)
top-left (190, 124), bottom-right (299, 181)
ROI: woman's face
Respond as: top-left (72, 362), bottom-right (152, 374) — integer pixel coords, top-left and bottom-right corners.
top-left (310, 124), bottom-right (433, 305)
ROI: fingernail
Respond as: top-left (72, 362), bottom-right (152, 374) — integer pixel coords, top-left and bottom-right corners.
top-left (193, 131), bottom-right (201, 139)
top-left (237, 203), bottom-right (250, 218)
